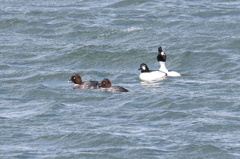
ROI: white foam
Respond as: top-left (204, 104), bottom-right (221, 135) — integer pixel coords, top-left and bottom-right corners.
top-left (123, 27), bottom-right (141, 32)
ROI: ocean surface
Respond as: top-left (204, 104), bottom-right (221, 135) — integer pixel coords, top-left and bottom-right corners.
top-left (1, 0), bottom-right (240, 158)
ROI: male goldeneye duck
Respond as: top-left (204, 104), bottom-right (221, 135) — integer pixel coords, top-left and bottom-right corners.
top-left (68, 74), bottom-right (99, 89)
top-left (138, 63), bottom-right (167, 81)
top-left (157, 46), bottom-right (181, 77)
top-left (98, 78), bottom-right (129, 92)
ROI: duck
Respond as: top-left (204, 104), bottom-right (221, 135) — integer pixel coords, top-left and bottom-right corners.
top-left (68, 74), bottom-right (99, 89)
top-left (138, 63), bottom-right (167, 81)
top-left (98, 78), bottom-right (129, 92)
top-left (157, 46), bottom-right (181, 77)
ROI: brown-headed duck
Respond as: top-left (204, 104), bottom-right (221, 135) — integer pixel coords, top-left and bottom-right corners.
top-left (68, 74), bottom-right (99, 89)
top-left (98, 78), bottom-right (128, 92)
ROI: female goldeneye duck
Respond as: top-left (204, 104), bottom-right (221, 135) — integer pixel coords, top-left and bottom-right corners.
top-left (157, 46), bottom-right (181, 77)
top-left (68, 74), bottom-right (99, 89)
top-left (98, 78), bottom-right (129, 92)
top-left (138, 63), bottom-right (167, 81)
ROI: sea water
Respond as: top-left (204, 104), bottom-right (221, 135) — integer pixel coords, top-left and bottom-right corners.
top-left (0, 0), bottom-right (240, 158)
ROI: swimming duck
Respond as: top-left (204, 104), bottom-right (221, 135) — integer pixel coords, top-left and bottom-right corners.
top-left (98, 78), bottom-right (129, 92)
top-left (138, 63), bottom-right (167, 81)
top-left (68, 74), bottom-right (99, 89)
top-left (157, 47), bottom-right (181, 77)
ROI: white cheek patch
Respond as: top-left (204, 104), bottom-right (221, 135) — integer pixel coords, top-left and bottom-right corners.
top-left (142, 65), bottom-right (146, 70)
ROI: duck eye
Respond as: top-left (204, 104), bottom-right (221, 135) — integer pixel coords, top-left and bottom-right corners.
top-left (102, 81), bottom-right (106, 85)
top-left (73, 77), bottom-right (76, 80)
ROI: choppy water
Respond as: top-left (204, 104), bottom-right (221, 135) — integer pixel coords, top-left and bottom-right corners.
top-left (1, 0), bottom-right (240, 158)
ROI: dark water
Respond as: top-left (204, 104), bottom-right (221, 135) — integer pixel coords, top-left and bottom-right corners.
top-left (1, 0), bottom-right (240, 158)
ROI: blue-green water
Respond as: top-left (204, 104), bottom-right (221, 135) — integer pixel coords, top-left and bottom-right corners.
top-left (1, 0), bottom-right (240, 158)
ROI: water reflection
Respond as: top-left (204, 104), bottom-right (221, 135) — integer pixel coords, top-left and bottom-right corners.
top-left (140, 79), bottom-right (165, 88)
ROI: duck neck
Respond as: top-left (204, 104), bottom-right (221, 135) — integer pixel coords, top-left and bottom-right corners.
top-left (159, 61), bottom-right (168, 73)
